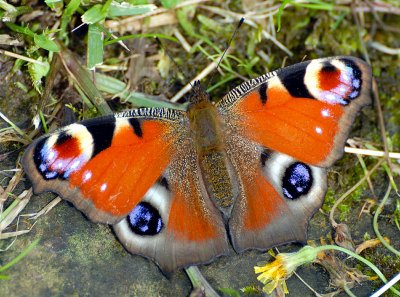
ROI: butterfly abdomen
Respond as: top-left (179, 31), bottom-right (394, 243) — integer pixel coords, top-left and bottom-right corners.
top-left (188, 94), bottom-right (238, 215)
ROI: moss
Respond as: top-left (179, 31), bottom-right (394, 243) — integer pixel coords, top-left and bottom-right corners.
top-left (64, 224), bottom-right (117, 266)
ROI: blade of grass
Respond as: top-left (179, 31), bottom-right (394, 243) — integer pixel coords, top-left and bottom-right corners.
top-left (81, 0), bottom-right (112, 25)
top-left (0, 238), bottom-right (40, 273)
top-left (103, 33), bottom-right (177, 46)
top-left (0, 111), bottom-right (32, 142)
top-left (108, 3), bottom-right (157, 17)
top-left (57, 43), bottom-right (112, 115)
top-left (38, 110), bottom-right (48, 133)
top-left (59, 0), bottom-right (81, 40)
top-left (0, 197), bottom-right (19, 223)
top-left (5, 23), bottom-right (59, 52)
top-left (94, 73), bottom-right (186, 110)
top-left (87, 23), bottom-right (104, 70)
top-left (373, 184), bottom-right (400, 257)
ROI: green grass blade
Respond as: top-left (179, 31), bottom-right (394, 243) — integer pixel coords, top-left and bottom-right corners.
top-left (81, 4), bottom-right (104, 24)
top-left (87, 23), bottom-right (104, 70)
top-left (0, 197), bottom-right (19, 223)
top-left (94, 73), bottom-right (186, 110)
top-left (103, 33), bottom-right (177, 46)
top-left (0, 238), bottom-right (40, 273)
top-left (60, 0), bottom-right (81, 39)
top-left (58, 44), bottom-right (112, 115)
top-left (108, 3), bottom-right (156, 17)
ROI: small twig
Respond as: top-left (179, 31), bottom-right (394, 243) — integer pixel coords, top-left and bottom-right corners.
top-left (0, 170), bottom-right (24, 205)
top-left (170, 60), bottom-right (218, 102)
top-left (0, 229), bottom-right (31, 239)
top-left (0, 189), bottom-right (32, 231)
top-left (344, 147), bottom-right (400, 159)
top-left (173, 28), bottom-right (192, 53)
top-left (293, 271), bottom-right (323, 297)
top-left (29, 197), bottom-right (62, 220)
top-left (368, 41), bottom-right (400, 55)
top-left (185, 266), bottom-right (220, 297)
top-left (0, 49), bottom-right (48, 66)
top-left (0, 112), bottom-right (32, 143)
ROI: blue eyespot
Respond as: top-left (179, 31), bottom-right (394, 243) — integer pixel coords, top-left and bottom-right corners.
top-left (128, 202), bottom-right (163, 236)
top-left (282, 162), bottom-right (313, 200)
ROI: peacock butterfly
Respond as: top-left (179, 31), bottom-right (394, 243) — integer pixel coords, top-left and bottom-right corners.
top-left (22, 56), bottom-right (372, 273)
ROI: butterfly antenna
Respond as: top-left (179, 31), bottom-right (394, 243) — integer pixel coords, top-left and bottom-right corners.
top-left (155, 37), bottom-right (194, 88)
top-left (208, 17), bottom-right (245, 87)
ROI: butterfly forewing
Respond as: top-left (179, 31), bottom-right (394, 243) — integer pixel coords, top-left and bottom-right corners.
top-left (218, 56), bottom-right (372, 167)
top-left (23, 109), bottom-right (184, 223)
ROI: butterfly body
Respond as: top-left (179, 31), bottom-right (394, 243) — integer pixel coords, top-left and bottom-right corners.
top-left (22, 57), bottom-right (372, 272)
top-left (187, 83), bottom-right (238, 215)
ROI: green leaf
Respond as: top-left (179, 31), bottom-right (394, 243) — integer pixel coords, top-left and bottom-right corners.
top-left (108, 3), bottom-right (156, 17)
top-left (176, 6), bottom-right (195, 36)
top-left (81, 4), bottom-right (104, 24)
top-left (28, 56), bottom-right (50, 93)
top-left (103, 33), bottom-right (177, 46)
top-left (276, 0), bottom-right (291, 32)
top-left (6, 22), bottom-right (59, 52)
top-left (60, 0), bottom-right (81, 39)
top-left (81, 0), bottom-right (112, 24)
top-left (219, 288), bottom-right (241, 297)
top-left (5, 22), bottom-right (35, 37)
top-left (94, 73), bottom-right (186, 110)
top-left (33, 33), bottom-right (59, 52)
top-left (87, 23), bottom-right (104, 70)
top-left (0, 238), bottom-right (40, 274)
top-left (160, 0), bottom-right (179, 9)
top-left (45, 0), bottom-right (64, 14)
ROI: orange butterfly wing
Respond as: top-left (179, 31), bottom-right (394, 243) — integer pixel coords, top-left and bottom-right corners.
top-left (23, 108), bottom-right (230, 272)
top-left (217, 57), bottom-right (372, 251)
top-left (23, 112), bottom-right (178, 223)
top-left (114, 138), bottom-right (230, 272)
top-left (219, 57), bottom-right (372, 167)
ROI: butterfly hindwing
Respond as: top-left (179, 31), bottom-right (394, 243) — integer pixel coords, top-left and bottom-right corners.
top-left (114, 142), bottom-right (231, 272)
top-left (227, 144), bottom-right (326, 252)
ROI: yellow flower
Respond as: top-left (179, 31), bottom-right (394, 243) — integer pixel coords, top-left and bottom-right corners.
top-left (254, 246), bottom-right (318, 294)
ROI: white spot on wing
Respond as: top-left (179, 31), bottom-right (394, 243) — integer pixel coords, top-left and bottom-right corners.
top-left (321, 109), bottom-right (330, 117)
top-left (100, 183), bottom-right (107, 192)
top-left (83, 170), bottom-right (92, 183)
top-left (315, 127), bottom-right (323, 134)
